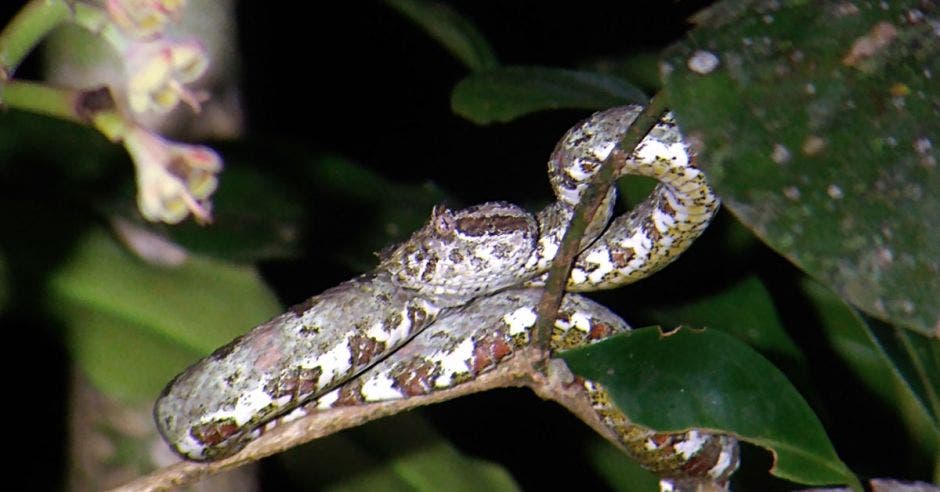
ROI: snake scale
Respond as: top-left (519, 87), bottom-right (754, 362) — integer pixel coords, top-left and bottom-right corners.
top-left (154, 105), bottom-right (738, 485)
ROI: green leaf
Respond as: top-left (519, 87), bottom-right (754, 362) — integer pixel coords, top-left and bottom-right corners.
top-left (49, 228), bottom-right (282, 401)
top-left (805, 279), bottom-right (940, 456)
top-left (385, 0), bottom-right (498, 71)
top-left (661, 1), bottom-right (940, 336)
top-left (452, 66), bottom-right (648, 124)
top-left (561, 327), bottom-right (859, 488)
top-left (584, 52), bottom-right (663, 95)
top-left (280, 413), bottom-right (519, 492)
top-left (639, 275), bottom-right (805, 368)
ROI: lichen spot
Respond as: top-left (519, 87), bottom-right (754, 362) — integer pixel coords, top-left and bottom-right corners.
top-left (687, 50), bottom-right (720, 74)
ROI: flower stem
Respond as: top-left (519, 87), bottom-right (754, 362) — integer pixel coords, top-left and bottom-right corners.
top-left (4, 80), bottom-right (130, 142)
top-left (71, 2), bottom-right (129, 51)
top-left (0, 0), bottom-right (72, 79)
top-left (3, 79), bottom-right (82, 122)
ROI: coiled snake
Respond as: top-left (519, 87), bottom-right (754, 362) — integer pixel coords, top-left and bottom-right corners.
top-left (154, 106), bottom-right (738, 485)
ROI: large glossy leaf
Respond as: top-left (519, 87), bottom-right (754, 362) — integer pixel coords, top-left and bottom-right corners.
top-left (640, 275), bottom-right (804, 367)
top-left (452, 66), bottom-right (648, 124)
top-left (661, 1), bottom-right (940, 336)
top-left (384, 0), bottom-right (498, 71)
top-left (561, 327), bottom-right (859, 488)
top-left (49, 228), bottom-right (282, 400)
top-left (805, 279), bottom-right (940, 456)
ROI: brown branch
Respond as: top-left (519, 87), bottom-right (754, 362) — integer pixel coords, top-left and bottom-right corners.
top-left (110, 348), bottom-right (625, 492)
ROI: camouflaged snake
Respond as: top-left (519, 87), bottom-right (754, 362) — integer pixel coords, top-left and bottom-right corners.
top-left (154, 105), bottom-right (738, 484)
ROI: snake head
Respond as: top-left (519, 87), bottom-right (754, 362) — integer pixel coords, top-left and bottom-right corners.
top-left (380, 202), bottom-right (538, 306)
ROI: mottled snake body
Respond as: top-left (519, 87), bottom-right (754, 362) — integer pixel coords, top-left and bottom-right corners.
top-left (154, 106), bottom-right (737, 484)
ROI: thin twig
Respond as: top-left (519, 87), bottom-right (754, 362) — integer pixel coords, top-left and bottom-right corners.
top-left (532, 94), bottom-right (670, 348)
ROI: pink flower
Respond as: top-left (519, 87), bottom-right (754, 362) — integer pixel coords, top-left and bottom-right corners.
top-left (122, 126), bottom-right (221, 224)
top-left (125, 38), bottom-right (209, 114)
top-left (106, 0), bottom-right (187, 38)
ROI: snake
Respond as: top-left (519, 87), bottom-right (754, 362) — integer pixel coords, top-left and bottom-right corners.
top-left (153, 105), bottom-right (737, 484)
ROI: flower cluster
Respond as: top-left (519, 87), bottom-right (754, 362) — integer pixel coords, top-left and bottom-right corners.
top-left (105, 0), bottom-right (187, 38)
top-left (123, 126), bottom-right (221, 224)
top-left (125, 38), bottom-right (208, 114)
top-left (78, 0), bottom-right (220, 224)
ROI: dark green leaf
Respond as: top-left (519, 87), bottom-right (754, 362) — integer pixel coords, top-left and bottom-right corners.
top-left (640, 275), bottom-right (805, 368)
top-left (49, 228), bottom-right (282, 400)
top-left (662, 1), bottom-right (940, 336)
top-left (385, 0), bottom-right (498, 71)
top-left (452, 66), bottom-right (648, 124)
top-left (805, 279), bottom-right (940, 456)
top-left (584, 52), bottom-right (664, 95)
top-left (561, 327), bottom-right (859, 488)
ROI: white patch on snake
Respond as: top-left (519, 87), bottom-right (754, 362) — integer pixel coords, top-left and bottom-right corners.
top-left (569, 311), bottom-right (593, 333)
top-left (315, 388), bottom-right (340, 409)
top-left (365, 322), bottom-right (391, 343)
top-left (431, 338), bottom-right (475, 387)
top-left (592, 141), bottom-right (618, 161)
top-left (361, 374), bottom-right (404, 401)
top-left (197, 386), bottom-right (275, 436)
top-left (635, 140), bottom-right (668, 164)
top-left (537, 235), bottom-right (560, 263)
top-left (566, 162), bottom-right (594, 182)
top-left (176, 434), bottom-right (209, 460)
top-left (503, 306), bottom-right (538, 336)
top-left (709, 441), bottom-right (737, 478)
top-left (279, 406), bottom-right (308, 424)
top-left (652, 207), bottom-right (676, 233)
top-left (308, 337), bottom-right (353, 389)
top-left (557, 186), bottom-right (583, 206)
top-left (236, 388), bottom-right (277, 425)
top-left (582, 249), bottom-right (615, 280)
top-left (569, 267), bottom-right (588, 285)
top-left (667, 142), bottom-right (689, 165)
top-left (674, 430), bottom-right (708, 459)
top-left (367, 307), bottom-right (412, 346)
